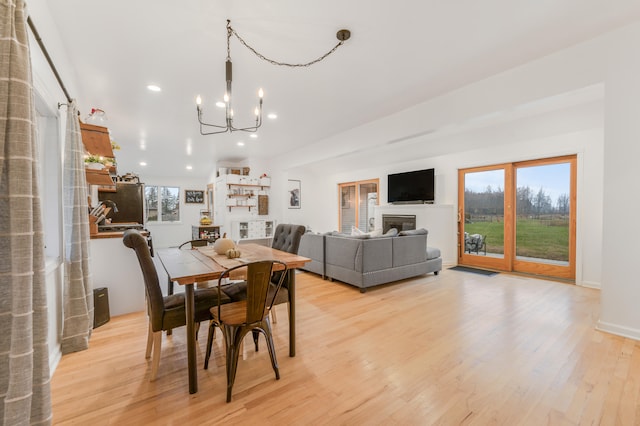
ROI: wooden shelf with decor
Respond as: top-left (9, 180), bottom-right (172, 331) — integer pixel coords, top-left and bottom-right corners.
top-left (81, 121), bottom-right (116, 188)
top-left (85, 169), bottom-right (115, 186)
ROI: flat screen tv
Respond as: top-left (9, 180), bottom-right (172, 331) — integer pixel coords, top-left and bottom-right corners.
top-left (387, 168), bottom-right (435, 204)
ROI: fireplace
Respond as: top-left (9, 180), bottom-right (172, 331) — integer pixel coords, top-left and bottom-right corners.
top-left (382, 214), bottom-right (416, 233)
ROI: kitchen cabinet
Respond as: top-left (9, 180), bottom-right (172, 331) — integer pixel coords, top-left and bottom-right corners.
top-left (231, 219), bottom-right (275, 243)
top-left (192, 225), bottom-right (221, 242)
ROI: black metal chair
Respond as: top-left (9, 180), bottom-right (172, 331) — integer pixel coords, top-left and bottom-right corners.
top-left (204, 260), bottom-right (288, 402)
top-left (122, 230), bottom-right (229, 381)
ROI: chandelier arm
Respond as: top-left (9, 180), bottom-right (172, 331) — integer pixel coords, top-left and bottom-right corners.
top-left (229, 119), bottom-right (262, 133)
top-left (229, 26), bottom-right (346, 68)
top-left (199, 123), bottom-right (233, 135)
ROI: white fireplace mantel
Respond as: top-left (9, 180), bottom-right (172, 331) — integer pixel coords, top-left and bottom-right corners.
top-left (374, 204), bottom-right (456, 264)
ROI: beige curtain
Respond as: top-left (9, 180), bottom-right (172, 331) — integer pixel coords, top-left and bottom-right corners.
top-left (0, 0), bottom-right (53, 423)
top-left (61, 100), bottom-right (94, 354)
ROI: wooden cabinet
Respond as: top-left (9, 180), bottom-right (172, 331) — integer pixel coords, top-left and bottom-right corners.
top-left (81, 121), bottom-right (116, 188)
top-left (231, 219), bottom-right (275, 243)
top-left (192, 225), bottom-right (221, 242)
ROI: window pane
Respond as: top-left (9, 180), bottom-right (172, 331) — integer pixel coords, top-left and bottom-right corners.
top-left (358, 182), bottom-right (378, 231)
top-left (340, 185), bottom-right (356, 233)
top-left (463, 169), bottom-right (504, 258)
top-left (515, 163), bottom-right (570, 264)
top-left (161, 186), bottom-right (180, 222)
top-left (145, 186), bottom-right (158, 222)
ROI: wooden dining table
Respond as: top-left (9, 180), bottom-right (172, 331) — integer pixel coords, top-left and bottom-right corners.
top-left (155, 243), bottom-right (310, 394)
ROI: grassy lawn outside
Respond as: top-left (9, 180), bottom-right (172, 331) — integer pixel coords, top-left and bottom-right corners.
top-left (464, 217), bottom-right (569, 261)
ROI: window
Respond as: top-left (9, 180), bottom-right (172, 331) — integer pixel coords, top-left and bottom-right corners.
top-left (145, 186), bottom-right (180, 222)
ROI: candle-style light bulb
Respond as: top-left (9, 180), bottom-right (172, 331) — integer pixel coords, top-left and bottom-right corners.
top-left (254, 107), bottom-right (260, 116)
top-left (196, 95), bottom-right (202, 106)
top-left (258, 88), bottom-right (264, 98)
top-left (224, 93), bottom-right (229, 103)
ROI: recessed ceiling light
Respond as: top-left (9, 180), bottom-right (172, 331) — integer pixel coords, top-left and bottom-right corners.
top-left (249, 134), bottom-right (258, 139)
top-left (147, 85), bottom-right (162, 92)
top-left (186, 165), bottom-right (193, 170)
top-left (237, 142), bottom-right (245, 147)
top-left (267, 113), bottom-right (277, 119)
top-left (216, 101), bottom-right (226, 108)
top-left (139, 161), bottom-right (147, 166)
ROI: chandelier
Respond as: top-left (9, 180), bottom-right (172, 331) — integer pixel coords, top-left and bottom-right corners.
top-left (196, 20), bottom-right (351, 135)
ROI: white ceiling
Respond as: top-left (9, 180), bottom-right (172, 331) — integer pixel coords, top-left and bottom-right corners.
top-left (39, 1), bottom-right (640, 178)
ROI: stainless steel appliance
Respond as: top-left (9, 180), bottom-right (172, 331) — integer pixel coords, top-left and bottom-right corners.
top-left (98, 182), bottom-right (145, 225)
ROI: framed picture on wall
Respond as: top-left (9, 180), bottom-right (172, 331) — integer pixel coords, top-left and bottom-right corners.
top-left (288, 179), bottom-right (301, 209)
top-left (185, 189), bottom-right (204, 204)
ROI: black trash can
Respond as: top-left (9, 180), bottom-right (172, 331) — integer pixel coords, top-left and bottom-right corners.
top-left (93, 287), bottom-right (110, 328)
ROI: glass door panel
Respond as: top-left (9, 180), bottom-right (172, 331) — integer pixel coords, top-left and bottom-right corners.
top-left (338, 180), bottom-right (379, 233)
top-left (339, 184), bottom-right (356, 233)
top-left (458, 156), bottom-right (575, 280)
top-left (513, 158), bottom-right (575, 279)
top-left (459, 166), bottom-right (511, 271)
top-left (358, 182), bottom-right (378, 231)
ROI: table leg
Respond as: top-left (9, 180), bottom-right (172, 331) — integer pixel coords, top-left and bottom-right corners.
top-left (185, 283), bottom-right (198, 394)
top-left (288, 269), bottom-right (296, 357)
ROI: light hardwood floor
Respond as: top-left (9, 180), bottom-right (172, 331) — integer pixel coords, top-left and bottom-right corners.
top-left (51, 270), bottom-right (640, 425)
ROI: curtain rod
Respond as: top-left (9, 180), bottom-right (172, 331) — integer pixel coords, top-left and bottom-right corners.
top-left (27, 16), bottom-right (73, 104)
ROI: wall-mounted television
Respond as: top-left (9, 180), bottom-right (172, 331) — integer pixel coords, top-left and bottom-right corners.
top-left (387, 168), bottom-right (435, 204)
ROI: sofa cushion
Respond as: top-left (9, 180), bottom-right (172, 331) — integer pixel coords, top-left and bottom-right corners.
top-left (398, 228), bottom-right (429, 236)
top-left (392, 234), bottom-right (427, 266)
top-left (426, 246), bottom-right (441, 260)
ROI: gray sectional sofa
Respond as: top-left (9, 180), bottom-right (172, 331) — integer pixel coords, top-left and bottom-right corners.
top-left (297, 228), bottom-right (442, 292)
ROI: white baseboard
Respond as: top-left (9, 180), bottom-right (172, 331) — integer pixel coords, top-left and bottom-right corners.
top-left (596, 320), bottom-right (640, 341)
top-left (578, 280), bottom-right (601, 289)
top-left (48, 345), bottom-right (62, 376)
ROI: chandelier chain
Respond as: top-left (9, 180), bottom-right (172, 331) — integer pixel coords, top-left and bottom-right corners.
top-left (228, 24), bottom-right (346, 68)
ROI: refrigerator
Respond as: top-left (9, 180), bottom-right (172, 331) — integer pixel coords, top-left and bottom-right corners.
top-left (98, 182), bottom-right (145, 225)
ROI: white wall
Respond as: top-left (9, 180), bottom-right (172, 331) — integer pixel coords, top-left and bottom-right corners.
top-left (598, 22), bottom-right (640, 340)
top-left (139, 174), bottom-right (210, 248)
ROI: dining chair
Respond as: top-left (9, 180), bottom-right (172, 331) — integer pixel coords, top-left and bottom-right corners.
top-left (165, 239), bottom-right (209, 295)
top-left (203, 260), bottom-right (288, 402)
top-left (122, 229), bottom-right (230, 381)
top-left (268, 224), bottom-right (306, 323)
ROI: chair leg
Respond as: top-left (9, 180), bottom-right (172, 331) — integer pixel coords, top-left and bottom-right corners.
top-left (252, 330), bottom-right (260, 352)
top-left (223, 324), bottom-right (246, 403)
top-left (262, 318), bottom-right (280, 380)
top-left (271, 307), bottom-right (277, 324)
top-left (145, 322), bottom-right (154, 359)
top-left (195, 321), bottom-right (200, 341)
top-left (204, 321), bottom-right (216, 370)
top-left (150, 331), bottom-right (162, 381)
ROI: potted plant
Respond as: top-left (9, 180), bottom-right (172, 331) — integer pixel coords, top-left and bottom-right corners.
top-left (84, 155), bottom-right (106, 170)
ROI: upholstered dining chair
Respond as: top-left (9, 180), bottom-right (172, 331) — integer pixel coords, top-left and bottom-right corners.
top-left (268, 224), bottom-right (306, 323)
top-left (122, 229), bottom-right (230, 381)
top-left (204, 260), bottom-right (288, 402)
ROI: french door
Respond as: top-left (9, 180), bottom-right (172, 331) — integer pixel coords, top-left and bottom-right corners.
top-left (338, 179), bottom-right (379, 233)
top-left (458, 155), bottom-right (576, 280)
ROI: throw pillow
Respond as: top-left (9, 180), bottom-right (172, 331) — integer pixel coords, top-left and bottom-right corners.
top-left (384, 228), bottom-right (399, 237)
top-left (366, 229), bottom-right (383, 238)
top-left (351, 226), bottom-right (365, 236)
